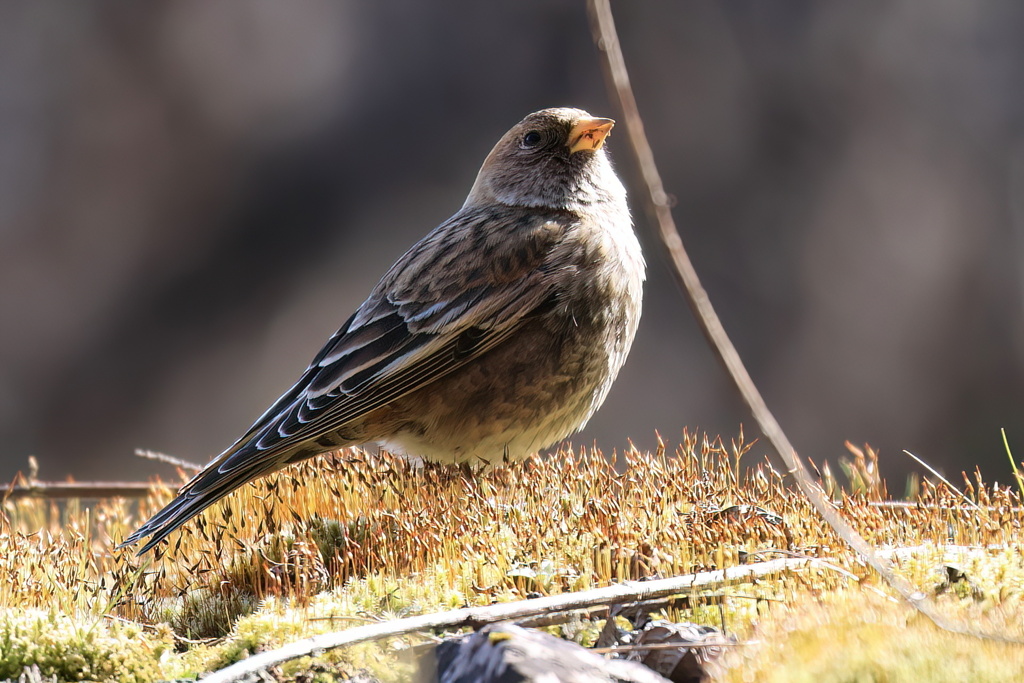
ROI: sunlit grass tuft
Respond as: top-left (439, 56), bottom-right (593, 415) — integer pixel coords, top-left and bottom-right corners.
top-left (1, 432), bottom-right (1022, 680)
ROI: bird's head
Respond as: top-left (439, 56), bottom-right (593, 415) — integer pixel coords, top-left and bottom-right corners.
top-left (463, 108), bottom-right (625, 213)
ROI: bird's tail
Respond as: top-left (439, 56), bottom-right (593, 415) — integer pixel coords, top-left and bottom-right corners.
top-left (119, 443), bottom-right (312, 554)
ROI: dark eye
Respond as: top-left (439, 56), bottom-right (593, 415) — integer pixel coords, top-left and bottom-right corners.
top-left (521, 130), bottom-right (543, 148)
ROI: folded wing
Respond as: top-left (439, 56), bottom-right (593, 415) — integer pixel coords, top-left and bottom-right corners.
top-left (123, 208), bottom-right (573, 552)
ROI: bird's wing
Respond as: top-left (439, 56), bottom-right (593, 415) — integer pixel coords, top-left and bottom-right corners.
top-left (123, 208), bottom-right (575, 552)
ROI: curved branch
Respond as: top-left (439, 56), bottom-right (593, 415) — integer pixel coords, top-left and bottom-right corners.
top-left (585, 0), bottom-right (1021, 645)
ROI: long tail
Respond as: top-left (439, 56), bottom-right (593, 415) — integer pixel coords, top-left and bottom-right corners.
top-left (120, 445), bottom-right (313, 554)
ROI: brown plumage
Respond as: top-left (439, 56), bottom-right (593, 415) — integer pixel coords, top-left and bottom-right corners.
top-left (122, 107), bottom-right (645, 554)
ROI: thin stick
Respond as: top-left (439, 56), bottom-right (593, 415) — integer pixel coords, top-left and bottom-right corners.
top-left (862, 501), bottom-right (1020, 512)
top-left (200, 558), bottom-right (834, 683)
top-left (586, 0), bottom-right (1022, 645)
top-left (902, 449), bottom-right (983, 511)
top-left (0, 481), bottom-right (161, 500)
top-left (133, 448), bottom-right (202, 472)
top-left (593, 641), bottom-right (748, 655)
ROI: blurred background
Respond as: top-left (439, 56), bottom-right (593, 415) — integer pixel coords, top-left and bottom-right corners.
top-left (2, 1), bottom-right (1023, 486)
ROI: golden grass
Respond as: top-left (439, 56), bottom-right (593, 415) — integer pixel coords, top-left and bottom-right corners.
top-left (722, 580), bottom-right (1024, 682)
top-left (1, 432), bottom-right (1022, 681)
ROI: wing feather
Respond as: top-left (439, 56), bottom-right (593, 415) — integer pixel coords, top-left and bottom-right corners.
top-left (122, 207), bottom-right (574, 551)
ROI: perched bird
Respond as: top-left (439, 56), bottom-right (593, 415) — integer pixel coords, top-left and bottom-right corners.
top-left (122, 107), bottom-right (645, 554)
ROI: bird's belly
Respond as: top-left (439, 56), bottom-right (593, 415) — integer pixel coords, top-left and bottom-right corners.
top-left (375, 310), bottom-right (632, 467)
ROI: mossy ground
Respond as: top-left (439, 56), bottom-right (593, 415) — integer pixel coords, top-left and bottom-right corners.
top-left (1, 432), bottom-right (1022, 681)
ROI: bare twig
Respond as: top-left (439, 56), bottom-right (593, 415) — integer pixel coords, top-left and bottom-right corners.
top-left (0, 481), bottom-right (162, 500)
top-left (862, 501), bottom-right (1022, 512)
top-left (585, 0), bottom-right (1022, 645)
top-left (133, 448), bottom-right (202, 472)
top-left (200, 558), bottom-right (837, 683)
top-left (902, 449), bottom-right (983, 512)
top-left (881, 544), bottom-right (1020, 562)
top-left (23, 474), bottom-right (994, 511)
top-left (593, 641), bottom-right (748, 654)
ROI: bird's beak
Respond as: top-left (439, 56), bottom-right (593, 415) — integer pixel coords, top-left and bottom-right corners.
top-left (567, 117), bottom-right (615, 154)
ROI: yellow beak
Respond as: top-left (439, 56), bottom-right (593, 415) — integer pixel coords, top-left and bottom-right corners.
top-left (567, 117), bottom-right (615, 154)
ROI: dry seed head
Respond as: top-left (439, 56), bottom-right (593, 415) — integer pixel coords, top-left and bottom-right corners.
top-left (0, 437), bottom-right (1021, 646)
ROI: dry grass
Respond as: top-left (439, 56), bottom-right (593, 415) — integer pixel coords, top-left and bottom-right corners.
top-left (1, 432), bottom-right (1022, 680)
top-left (722, 573), bottom-right (1024, 683)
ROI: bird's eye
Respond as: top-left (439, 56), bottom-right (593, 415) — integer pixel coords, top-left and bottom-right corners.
top-left (521, 130), bottom-right (543, 148)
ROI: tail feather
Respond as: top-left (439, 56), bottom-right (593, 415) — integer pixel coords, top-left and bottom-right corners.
top-left (120, 445), bottom-right (301, 554)
top-left (123, 492), bottom-right (227, 555)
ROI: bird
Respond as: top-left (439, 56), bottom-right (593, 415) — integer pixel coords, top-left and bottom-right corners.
top-left (122, 107), bottom-right (645, 554)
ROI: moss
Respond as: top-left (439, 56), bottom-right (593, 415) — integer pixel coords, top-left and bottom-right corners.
top-left (155, 586), bottom-right (259, 640)
top-left (196, 593), bottom-right (421, 682)
top-left (723, 588), bottom-right (1024, 683)
top-left (2, 439), bottom-right (1024, 680)
top-left (0, 610), bottom-right (176, 683)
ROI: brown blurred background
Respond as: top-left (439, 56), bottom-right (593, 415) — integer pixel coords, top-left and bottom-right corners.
top-left (2, 1), bottom-right (1023, 486)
